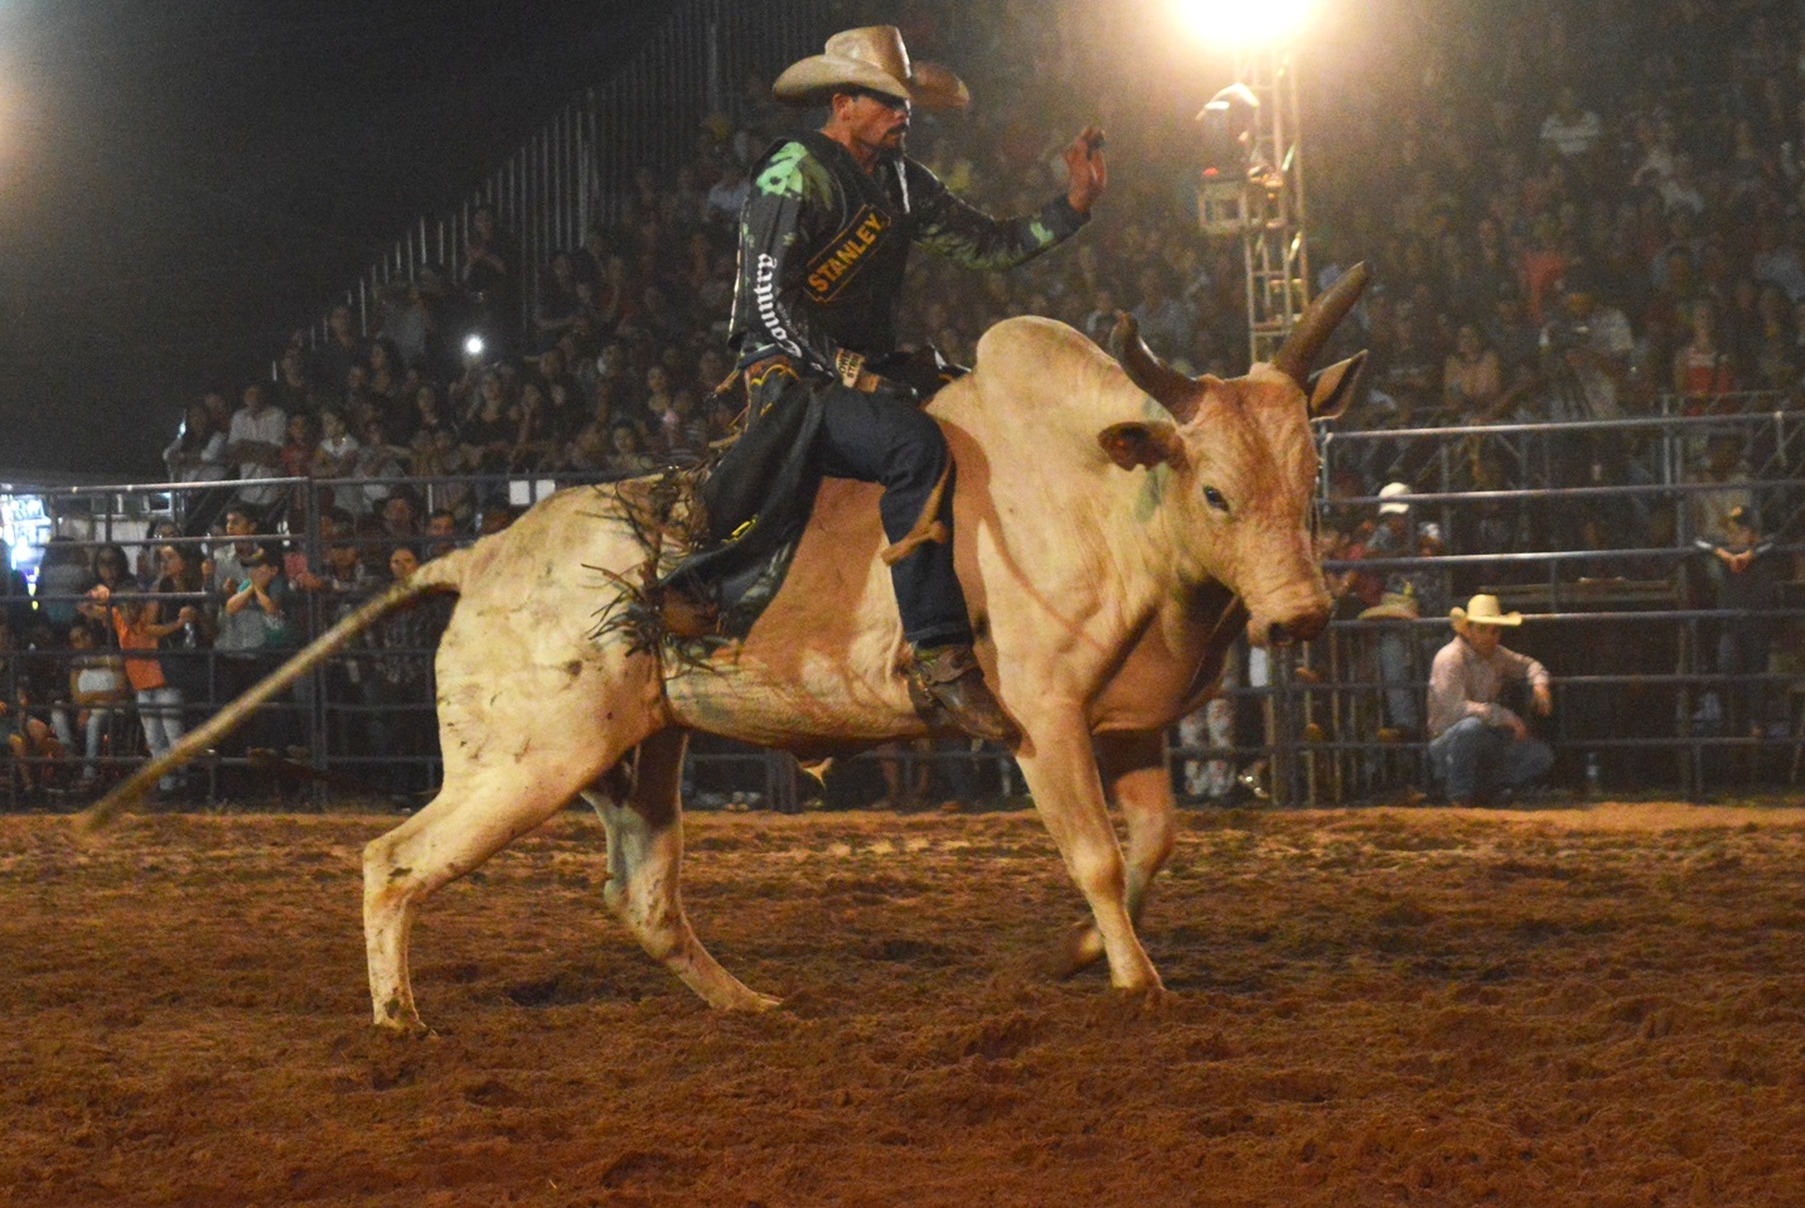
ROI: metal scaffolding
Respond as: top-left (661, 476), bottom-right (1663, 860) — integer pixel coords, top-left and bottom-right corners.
top-left (1198, 43), bottom-right (1312, 367)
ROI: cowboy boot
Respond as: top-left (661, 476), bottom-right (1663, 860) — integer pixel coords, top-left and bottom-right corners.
top-left (907, 643), bottom-right (1020, 744)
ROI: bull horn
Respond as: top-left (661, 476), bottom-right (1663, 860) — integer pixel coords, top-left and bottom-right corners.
top-left (1270, 261), bottom-right (1371, 387)
top-left (1109, 311), bottom-right (1198, 420)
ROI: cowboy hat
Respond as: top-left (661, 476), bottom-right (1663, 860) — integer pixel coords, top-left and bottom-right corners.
top-left (773, 26), bottom-right (970, 111)
top-left (1358, 591), bottom-right (1420, 622)
top-left (1450, 593), bottom-right (1523, 629)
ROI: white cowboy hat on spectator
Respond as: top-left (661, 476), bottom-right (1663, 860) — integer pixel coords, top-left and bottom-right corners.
top-left (1377, 481), bottom-right (1413, 515)
top-left (1450, 593), bottom-right (1523, 630)
top-left (773, 26), bottom-right (970, 111)
top-left (1358, 591), bottom-right (1420, 622)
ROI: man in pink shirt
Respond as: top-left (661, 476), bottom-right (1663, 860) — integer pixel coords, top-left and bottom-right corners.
top-left (1426, 594), bottom-right (1555, 807)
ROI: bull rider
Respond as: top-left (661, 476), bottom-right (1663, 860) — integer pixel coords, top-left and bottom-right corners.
top-left (698, 25), bottom-right (1107, 743)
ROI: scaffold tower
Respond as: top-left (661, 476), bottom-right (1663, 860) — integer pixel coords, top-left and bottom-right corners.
top-left (1198, 43), bottom-right (1311, 366)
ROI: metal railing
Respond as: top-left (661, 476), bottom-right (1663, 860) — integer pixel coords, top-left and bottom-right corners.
top-left (4, 401), bottom-right (1803, 811)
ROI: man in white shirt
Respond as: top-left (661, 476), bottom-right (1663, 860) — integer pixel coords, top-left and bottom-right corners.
top-left (1426, 594), bottom-right (1555, 807)
top-left (1539, 86), bottom-right (1602, 159)
top-left (226, 382), bottom-right (287, 506)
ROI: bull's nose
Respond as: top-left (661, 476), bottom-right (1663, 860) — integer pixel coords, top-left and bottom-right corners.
top-left (1268, 609), bottom-right (1329, 646)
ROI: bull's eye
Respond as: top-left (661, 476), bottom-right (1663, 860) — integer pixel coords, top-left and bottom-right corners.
top-left (1202, 486), bottom-right (1230, 513)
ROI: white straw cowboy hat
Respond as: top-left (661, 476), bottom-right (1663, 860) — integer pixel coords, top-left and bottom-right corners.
top-left (773, 26), bottom-right (970, 111)
top-left (1359, 591), bottom-right (1420, 622)
top-left (1450, 593), bottom-right (1523, 630)
top-left (1377, 481), bottom-right (1413, 516)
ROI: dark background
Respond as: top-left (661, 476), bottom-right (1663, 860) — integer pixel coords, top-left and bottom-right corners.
top-left (0, 0), bottom-right (666, 480)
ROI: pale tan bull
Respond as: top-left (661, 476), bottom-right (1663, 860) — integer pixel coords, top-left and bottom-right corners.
top-left (83, 266), bottom-right (1368, 1031)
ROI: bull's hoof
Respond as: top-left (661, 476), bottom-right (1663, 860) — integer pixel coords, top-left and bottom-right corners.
top-left (1091, 983), bottom-right (1175, 1023)
top-left (1041, 920), bottom-right (1107, 980)
top-left (727, 990), bottom-right (784, 1013)
top-left (372, 1015), bottom-right (433, 1039)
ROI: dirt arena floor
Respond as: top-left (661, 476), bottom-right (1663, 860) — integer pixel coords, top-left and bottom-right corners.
top-left (3, 800), bottom-right (1805, 1207)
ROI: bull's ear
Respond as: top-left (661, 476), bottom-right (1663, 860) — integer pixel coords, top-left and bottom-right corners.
top-left (1098, 421), bottom-right (1187, 471)
top-left (1306, 351), bottom-right (1368, 419)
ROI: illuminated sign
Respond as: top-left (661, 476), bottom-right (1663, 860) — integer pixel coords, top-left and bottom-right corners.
top-left (0, 493), bottom-right (51, 587)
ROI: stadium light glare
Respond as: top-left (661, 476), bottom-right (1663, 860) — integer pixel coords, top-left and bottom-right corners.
top-left (463, 333), bottom-right (485, 359)
top-left (1173, 0), bottom-right (1314, 46)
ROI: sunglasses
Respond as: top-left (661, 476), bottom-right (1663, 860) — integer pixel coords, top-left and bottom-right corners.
top-left (847, 87), bottom-right (910, 112)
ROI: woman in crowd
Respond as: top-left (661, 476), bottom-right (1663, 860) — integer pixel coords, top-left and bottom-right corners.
top-left (51, 619), bottom-right (127, 789)
top-left (1672, 298), bottom-right (1738, 414)
top-left (164, 399), bottom-right (229, 483)
top-left (1443, 321), bottom-right (1504, 422)
top-left (150, 540), bottom-right (212, 727)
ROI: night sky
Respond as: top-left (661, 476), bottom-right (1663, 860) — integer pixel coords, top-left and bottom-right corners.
top-left (0, 0), bottom-right (665, 480)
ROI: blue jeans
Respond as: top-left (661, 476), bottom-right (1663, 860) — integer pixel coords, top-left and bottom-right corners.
top-left (1378, 629), bottom-right (1420, 731)
top-left (1429, 716), bottom-right (1552, 802)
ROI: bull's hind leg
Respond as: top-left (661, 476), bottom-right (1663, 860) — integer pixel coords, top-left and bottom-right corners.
top-left (1014, 711), bottom-right (1163, 995)
top-left (362, 657), bottom-right (659, 1032)
top-left (1051, 730), bottom-right (1177, 977)
top-left (363, 756), bottom-right (626, 1031)
top-left (581, 728), bottom-right (779, 1011)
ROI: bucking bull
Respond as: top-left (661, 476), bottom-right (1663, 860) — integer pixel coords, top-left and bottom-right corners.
top-left (83, 264), bottom-right (1369, 1032)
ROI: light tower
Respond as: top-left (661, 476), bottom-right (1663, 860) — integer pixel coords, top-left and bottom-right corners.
top-left (1181, 1), bottom-right (1321, 806)
top-left (1184, 1), bottom-right (1315, 366)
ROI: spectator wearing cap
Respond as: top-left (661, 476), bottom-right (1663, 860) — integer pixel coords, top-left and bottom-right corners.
top-left (212, 541), bottom-right (300, 770)
top-left (1362, 508), bottom-right (1451, 745)
top-left (1427, 594), bottom-right (1555, 807)
top-left (1694, 505), bottom-right (1783, 739)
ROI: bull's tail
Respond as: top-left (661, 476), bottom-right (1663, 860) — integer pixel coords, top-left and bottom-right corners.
top-left (76, 548), bottom-right (471, 833)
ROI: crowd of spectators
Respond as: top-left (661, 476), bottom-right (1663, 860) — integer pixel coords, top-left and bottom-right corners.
top-left (7, 0), bottom-right (1804, 803)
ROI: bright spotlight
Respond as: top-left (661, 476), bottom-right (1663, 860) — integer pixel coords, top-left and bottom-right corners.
top-left (1173, 0), bottom-right (1314, 46)
top-left (463, 333), bottom-right (485, 359)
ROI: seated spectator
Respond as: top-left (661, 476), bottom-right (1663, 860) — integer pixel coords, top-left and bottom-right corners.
top-left (410, 429), bottom-right (474, 522)
top-left (32, 536), bottom-right (95, 630)
top-left (458, 370), bottom-right (517, 474)
top-left (309, 303), bottom-right (368, 400)
top-left (366, 339), bottom-right (405, 406)
top-left (533, 251), bottom-right (584, 352)
top-left (226, 383), bottom-right (288, 508)
top-left (92, 543), bottom-right (135, 595)
top-left (1427, 595), bottom-right (1555, 808)
top-left (601, 424), bottom-right (657, 477)
top-left (50, 619), bottom-right (127, 789)
top-left (311, 409), bottom-right (362, 480)
top-left (423, 509), bottom-right (463, 561)
top-left (407, 384), bottom-right (459, 456)
top-left (1539, 84), bottom-right (1603, 161)
top-left (2, 670), bottom-right (66, 795)
top-left (1443, 322), bottom-right (1503, 422)
top-left (277, 411), bottom-right (321, 519)
top-left (1672, 299), bottom-right (1738, 415)
top-left (353, 417), bottom-right (409, 514)
top-left (164, 396), bottom-right (231, 483)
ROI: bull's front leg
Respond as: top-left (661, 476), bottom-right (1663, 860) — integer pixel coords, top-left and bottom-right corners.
top-left (1049, 729), bottom-right (1176, 977)
top-left (1013, 709), bottom-right (1163, 995)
